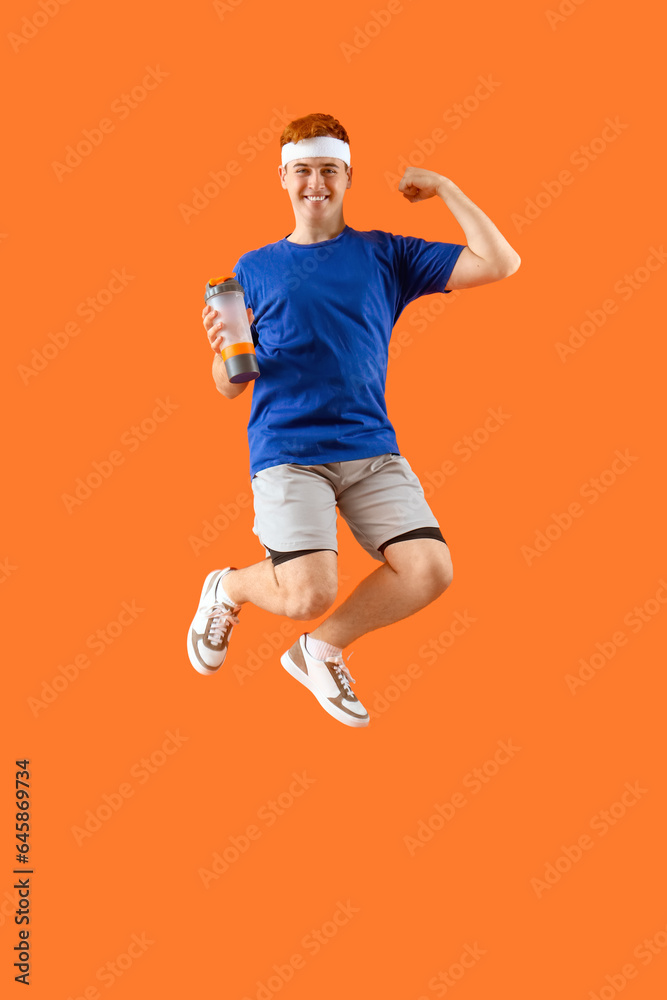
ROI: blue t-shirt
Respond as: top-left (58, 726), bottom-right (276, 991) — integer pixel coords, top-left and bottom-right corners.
top-left (232, 225), bottom-right (465, 477)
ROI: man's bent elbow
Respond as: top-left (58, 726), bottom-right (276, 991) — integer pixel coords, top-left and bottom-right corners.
top-left (215, 380), bottom-right (248, 400)
top-left (502, 252), bottom-right (521, 277)
top-left (476, 253), bottom-right (521, 286)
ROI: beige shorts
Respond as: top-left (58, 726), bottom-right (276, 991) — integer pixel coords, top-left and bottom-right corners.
top-left (250, 453), bottom-right (444, 564)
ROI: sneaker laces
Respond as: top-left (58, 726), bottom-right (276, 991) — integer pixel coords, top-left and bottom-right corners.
top-left (201, 602), bottom-right (239, 647)
top-left (327, 652), bottom-right (356, 697)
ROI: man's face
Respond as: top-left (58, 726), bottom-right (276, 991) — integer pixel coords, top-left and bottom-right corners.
top-left (278, 156), bottom-right (352, 218)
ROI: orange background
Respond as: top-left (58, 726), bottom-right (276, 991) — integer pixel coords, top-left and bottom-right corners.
top-left (3, 1), bottom-right (666, 997)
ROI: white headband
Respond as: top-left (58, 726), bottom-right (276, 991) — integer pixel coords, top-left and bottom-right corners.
top-left (281, 136), bottom-right (350, 168)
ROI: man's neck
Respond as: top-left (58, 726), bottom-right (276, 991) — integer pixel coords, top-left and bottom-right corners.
top-left (285, 220), bottom-right (348, 245)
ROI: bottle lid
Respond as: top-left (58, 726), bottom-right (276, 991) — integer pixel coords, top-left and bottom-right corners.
top-left (205, 274), bottom-right (244, 299)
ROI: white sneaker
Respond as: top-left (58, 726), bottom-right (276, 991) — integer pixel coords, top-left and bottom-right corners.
top-left (280, 634), bottom-right (369, 728)
top-left (187, 568), bottom-right (241, 675)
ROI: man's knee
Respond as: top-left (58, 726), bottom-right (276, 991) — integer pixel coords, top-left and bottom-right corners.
top-left (274, 551), bottom-right (338, 620)
top-left (437, 559), bottom-right (454, 592)
top-left (283, 584), bottom-right (336, 620)
top-left (421, 551), bottom-right (453, 596)
top-left (386, 540), bottom-right (453, 596)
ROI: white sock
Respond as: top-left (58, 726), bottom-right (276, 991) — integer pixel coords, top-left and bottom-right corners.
top-left (305, 634), bottom-right (343, 661)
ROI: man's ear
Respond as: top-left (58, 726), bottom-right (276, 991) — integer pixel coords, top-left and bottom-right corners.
top-left (278, 164), bottom-right (287, 188)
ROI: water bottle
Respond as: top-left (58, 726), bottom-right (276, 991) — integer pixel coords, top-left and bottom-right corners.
top-left (204, 274), bottom-right (260, 383)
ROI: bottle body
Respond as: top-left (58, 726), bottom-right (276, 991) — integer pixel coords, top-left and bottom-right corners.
top-left (204, 277), bottom-right (260, 383)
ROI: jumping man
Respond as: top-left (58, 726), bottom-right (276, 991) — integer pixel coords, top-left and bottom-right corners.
top-left (187, 112), bottom-right (520, 728)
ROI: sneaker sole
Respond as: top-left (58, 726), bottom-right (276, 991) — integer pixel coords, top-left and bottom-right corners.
top-left (187, 570), bottom-right (232, 676)
top-left (280, 651), bottom-right (369, 728)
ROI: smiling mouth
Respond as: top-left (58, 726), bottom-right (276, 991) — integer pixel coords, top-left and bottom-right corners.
top-left (304, 195), bottom-right (330, 202)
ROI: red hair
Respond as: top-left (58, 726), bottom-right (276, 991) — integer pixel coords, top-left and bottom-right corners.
top-left (280, 113), bottom-right (350, 167)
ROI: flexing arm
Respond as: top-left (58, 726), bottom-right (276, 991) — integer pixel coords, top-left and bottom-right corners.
top-left (398, 167), bottom-right (521, 289)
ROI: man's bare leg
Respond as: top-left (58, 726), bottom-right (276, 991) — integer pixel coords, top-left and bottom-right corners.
top-left (308, 539), bottom-right (453, 650)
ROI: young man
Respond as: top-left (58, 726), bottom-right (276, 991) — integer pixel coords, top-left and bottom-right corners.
top-left (187, 112), bottom-right (520, 728)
